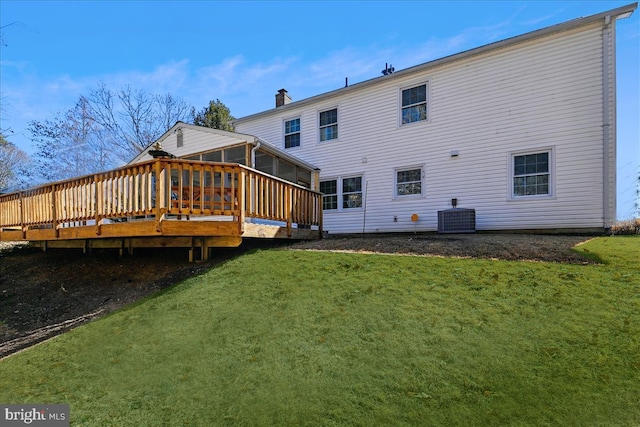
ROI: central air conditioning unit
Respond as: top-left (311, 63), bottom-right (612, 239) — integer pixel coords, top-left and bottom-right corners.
top-left (438, 208), bottom-right (476, 233)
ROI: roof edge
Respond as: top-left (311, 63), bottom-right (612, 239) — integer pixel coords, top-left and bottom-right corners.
top-left (233, 2), bottom-right (637, 124)
top-left (127, 121), bottom-right (320, 170)
top-left (127, 121), bottom-right (259, 164)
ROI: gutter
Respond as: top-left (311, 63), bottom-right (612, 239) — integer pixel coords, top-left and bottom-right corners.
top-left (233, 2), bottom-right (637, 125)
top-left (602, 14), bottom-right (618, 227)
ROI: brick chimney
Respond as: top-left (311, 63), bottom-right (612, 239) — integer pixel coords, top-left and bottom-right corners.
top-left (275, 88), bottom-right (291, 107)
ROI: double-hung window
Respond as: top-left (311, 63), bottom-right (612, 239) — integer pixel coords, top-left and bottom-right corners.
top-left (319, 180), bottom-right (338, 210)
top-left (512, 151), bottom-right (551, 197)
top-left (320, 176), bottom-right (363, 211)
top-left (401, 83), bottom-right (428, 124)
top-left (395, 167), bottom-right (423, 197)
top-left (319, 108), bottom-right (338, 141)
top-left (342, 176), bottom-right (362, 209)
top-left (284, 118), bottom-right (300, 148)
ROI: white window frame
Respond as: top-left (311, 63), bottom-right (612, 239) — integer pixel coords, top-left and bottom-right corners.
top-left (319, 178), bottom-right (338, 211)
top-left (318, 107), bottom-right (338, 142)
top-left (319, 175), bottom-right (364, 211)
top-left (399, 82), bottom-right (429, 126)
top-left (394, 166), bottom-right (424, 198)
top-left (283, 117), bottom-right (301, 149)
top-left (341, 175), bottom-right (363, 210)
top-left (509, 148), bottom-right (555, 200)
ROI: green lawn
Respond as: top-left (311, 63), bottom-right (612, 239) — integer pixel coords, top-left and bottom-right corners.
top-left (1, 236), bottom-right (639, 426)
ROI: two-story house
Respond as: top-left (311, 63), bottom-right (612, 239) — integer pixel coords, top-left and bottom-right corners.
top-left (232, 3), bottom-right (637, 234)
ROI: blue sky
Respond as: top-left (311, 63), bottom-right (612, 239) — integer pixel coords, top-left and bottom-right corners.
top-left (1, 1), bottom-right (638, 218)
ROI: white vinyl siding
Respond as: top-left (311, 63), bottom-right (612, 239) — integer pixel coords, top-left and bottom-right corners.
top-left (235, 22), bottom-right (610, 233)
top-left (130, 126), bottom-right (251, 165)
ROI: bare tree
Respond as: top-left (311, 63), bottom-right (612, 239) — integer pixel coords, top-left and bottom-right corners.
top-left (86, 83), bottom-right (190, 159)
top-left (30, 97), bottom-right (112, 182)
top-left (29, 83), bottom-right (192, 182)
top-left (0, 133), bottom-right (31, 192)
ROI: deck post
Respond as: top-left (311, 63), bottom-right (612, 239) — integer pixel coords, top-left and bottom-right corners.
top-left (312, 169), bottom-right (320, 192)
top-left (95, 173), bottom-right (103, 235)
top-left (286, 187), bottom-right (293, 237)
top-left (318, 193), bottom-right (324, 238)
top-left (52, 184), bottom-right (59, 238)
top-left (19, 191), bottom-right (26, 239)
top-left (154, 159), bottom-right (166, 232)
top-left (238, 168), bottom-right (246, 235)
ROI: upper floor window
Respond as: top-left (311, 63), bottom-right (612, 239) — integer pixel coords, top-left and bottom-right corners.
top-left (512, 151), bottom-right (551, 198)
top-left (319, 108), bottom-right (338, 141)
top-left (395, 167), bottom-right (423, 197)
top-left (401, 83), bottom-right (427, 124)
top-left (284, 118), bottom-right (300, 149)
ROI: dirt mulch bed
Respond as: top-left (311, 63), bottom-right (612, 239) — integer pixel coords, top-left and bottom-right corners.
top-left (0, 234), bottom-right (597, 358)
top-left (287, 233), bottom-right (597, 263)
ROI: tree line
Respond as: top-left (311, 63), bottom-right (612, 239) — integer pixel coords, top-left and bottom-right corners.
top-left (0, 83), bottom-right (234, 192)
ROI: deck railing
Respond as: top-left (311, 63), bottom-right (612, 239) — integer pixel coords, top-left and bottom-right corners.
top-left (0, 159), bottom-right (322, 238)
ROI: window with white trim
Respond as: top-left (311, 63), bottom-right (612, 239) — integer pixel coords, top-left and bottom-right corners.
top-left (342, 176), bottom-right (362, 209)
top-left (401, 83), bottom-right (428, 124)
top-left (320, 176), bottom-right (363, 211)
top-left (284, 118), bottom-right (300, 148)
top-left (319, 108), bottom-right (338, 141)
top-left (319, 180), bottom-right (338, 210)
top-left (512, 151), bottom-right (551, 197)
top-left (395, 167), bottom-right (423, 197)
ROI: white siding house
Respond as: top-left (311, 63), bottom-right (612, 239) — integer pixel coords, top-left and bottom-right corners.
top-left (232, 3), bottom-right (637, 234)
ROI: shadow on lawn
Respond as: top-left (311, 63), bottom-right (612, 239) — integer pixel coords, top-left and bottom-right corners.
top-left (0, 239), bottom-right (282, 358)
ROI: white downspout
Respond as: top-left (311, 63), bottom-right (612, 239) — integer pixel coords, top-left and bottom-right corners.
top-left (250, 139), bottom-right (261, 168)
top-left (602, 15), bottom-right (616, 229)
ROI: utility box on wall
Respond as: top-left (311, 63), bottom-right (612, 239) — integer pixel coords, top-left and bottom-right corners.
top-left (437, 208), bottom-right (476, 233)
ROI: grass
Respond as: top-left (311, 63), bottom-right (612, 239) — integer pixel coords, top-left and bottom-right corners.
top-left (1, 236), bottom-right (639, 426)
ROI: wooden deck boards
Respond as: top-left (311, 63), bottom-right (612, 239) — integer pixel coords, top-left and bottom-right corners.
top-left (0, 159), bottom-right (322, 260)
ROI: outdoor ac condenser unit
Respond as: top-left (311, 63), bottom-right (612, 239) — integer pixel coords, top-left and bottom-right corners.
top-left (437, 208), bottom-right (476, 233)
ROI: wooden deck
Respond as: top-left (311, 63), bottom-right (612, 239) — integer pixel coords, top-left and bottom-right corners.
top-left (0, 159), bottom-right (322, 260)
